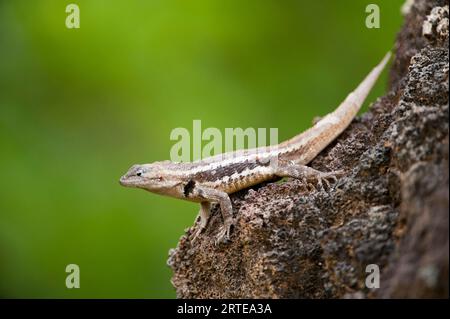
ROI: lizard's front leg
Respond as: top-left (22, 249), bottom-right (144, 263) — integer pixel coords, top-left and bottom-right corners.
top-left (190, 185), bottom-right (234, 245)
top-left (274, 160), bottom-right (344, 190)
top-left (191, 202), bottom-right (211, 243)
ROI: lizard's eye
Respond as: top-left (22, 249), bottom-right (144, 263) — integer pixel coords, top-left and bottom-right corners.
top-left (136, 170), bottom-right (143, 177)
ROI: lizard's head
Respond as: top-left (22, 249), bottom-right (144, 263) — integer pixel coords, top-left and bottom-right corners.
top-left (119, 162), bottom-right (178, 193)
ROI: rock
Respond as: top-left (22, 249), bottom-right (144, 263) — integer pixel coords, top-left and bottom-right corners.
top-left (167, 0), bottom-right (449, 298)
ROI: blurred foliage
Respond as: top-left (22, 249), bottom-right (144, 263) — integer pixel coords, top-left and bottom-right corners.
top-left (0, 0), bottom-right (403, 298)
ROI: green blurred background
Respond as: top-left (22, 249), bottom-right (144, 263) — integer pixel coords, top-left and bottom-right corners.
top-left (0, 0), bottom-right (403, 298)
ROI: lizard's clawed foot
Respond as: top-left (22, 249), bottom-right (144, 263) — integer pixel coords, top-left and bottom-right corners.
top-left (215, 218), bottom-right (235, 245)
top-left (311, 170), bottom-right (344, 191)
top-left (190, 226), bottom-right (204, 244)
top-left (189, 204), bottom-right (211, 244)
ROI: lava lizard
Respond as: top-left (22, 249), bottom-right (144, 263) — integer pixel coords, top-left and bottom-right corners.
top-left (119, 52), bottom-right (391, 244)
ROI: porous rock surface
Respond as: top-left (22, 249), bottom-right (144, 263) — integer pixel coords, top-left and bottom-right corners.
top-left (168, 0), bottom-right (449, 298)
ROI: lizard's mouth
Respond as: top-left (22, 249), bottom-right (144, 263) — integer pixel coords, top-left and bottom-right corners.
top-left (119, 175), bottom-right (135, 187)
top-left (119, 176), bottom-right (127, 186)
top-left (119, 174), bottom-right (153, 188)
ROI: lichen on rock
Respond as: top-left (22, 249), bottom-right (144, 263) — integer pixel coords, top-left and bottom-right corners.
top-left (422, 5), bottom-right (449, 45)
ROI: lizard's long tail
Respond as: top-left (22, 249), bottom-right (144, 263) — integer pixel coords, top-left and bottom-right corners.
top-left (278, 51), bottom-right (391, 164)
top-left (326, 51), bottom-right (391, 135)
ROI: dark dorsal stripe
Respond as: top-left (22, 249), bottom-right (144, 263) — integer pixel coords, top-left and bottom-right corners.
top-left (192, 159), bottom-right (270, 183)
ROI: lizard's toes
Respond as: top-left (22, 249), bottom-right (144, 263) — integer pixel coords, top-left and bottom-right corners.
top-left (189, 228), bottom-right (201, 244)
top-left (322, 177), bottom-right (331, 190)
top-left (214, 219), bottom-right (234, 246)
top-left (328, 169), bottom-right (345, 179)
top-left (319, 170), bottom-right (345, 190)
top-left (189, 224), bottom-right (206, 244)
top-left (306, 182), bottom-right (316, 192)
top-left (317, 178), bottom-right (324, 191)
top-left (214, 228), bottom-right (229, 245)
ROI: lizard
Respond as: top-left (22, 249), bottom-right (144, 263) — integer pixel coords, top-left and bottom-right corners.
top-left (119, 52), bottom-right (391, 244)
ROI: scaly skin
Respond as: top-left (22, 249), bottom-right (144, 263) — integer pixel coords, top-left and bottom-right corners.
top-left (119, 52), bottom-right (391, 244)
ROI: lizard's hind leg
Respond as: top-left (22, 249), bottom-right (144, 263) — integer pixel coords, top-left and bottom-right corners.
top-left (274, 160), bottom-right (344, 191)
